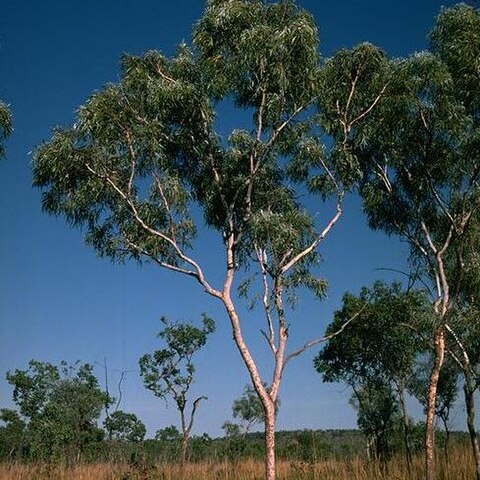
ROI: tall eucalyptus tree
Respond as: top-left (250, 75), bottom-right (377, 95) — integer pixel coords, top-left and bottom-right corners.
top-left (321, 6), bottom-right (480, 478)
top-left (32, 1), bottom-right (389, 478)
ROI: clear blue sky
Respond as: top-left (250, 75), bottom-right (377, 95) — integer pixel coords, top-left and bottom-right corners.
top-left (0, 0), bottom-right (464, 437)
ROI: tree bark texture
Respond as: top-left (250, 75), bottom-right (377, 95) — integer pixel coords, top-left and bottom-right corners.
top-left (264, 404), bottom-right (276, 480)
top-left (425, 326), bottom-right (445, 480)
top-left (180, 433), bottom-right (188, 467)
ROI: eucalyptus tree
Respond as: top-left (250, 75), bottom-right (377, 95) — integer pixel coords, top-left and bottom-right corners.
top-left (315, 282), bottom-right (428, 465)
top-left (0, 101), bottom-right (12, 159)
top-left (226, 383), bottom-right (280, 436)
top-left (32, 1), bottom-right (390, 478)
top-left (321, 6), bottom-right (480, 478)
top-left (139, 315), bottom-right (215, 465)
top-left (408, 357), bottom-right (459, 460)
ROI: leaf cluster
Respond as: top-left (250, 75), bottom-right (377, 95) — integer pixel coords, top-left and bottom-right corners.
top-left (315, 281), bottom-right (430, 386)
top-left (4, 360), bottom-right (109, 460)
top-left (104, 410), bottom-right (146, 443)
top-left (139, 315), bottom-right (215, 409)
top-left (0, 101), bottom-right (12, 159)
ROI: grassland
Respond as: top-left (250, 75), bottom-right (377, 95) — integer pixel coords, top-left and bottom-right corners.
top-left (0, 445), bottom-right (472, 480)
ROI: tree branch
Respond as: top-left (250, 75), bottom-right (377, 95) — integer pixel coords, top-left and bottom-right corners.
top-left (280, 192), bottom-right (344, 274)
top-left (283, 303), bottom-right (366, 367)
top-left (256, 246), bottom-right (277, 355)
top-left (187, 396), bottom-right (207, 434)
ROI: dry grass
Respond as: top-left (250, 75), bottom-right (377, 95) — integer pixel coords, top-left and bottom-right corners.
top-left (0, 446), bottom-right (472, 480)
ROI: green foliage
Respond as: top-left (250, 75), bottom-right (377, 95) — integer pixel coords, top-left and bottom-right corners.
top-left (155, 425), bottom-right (182, 442)
top-left (430, 5), bottom-right (480, 113)
top-left (232, 384), bottom-right (266, 433)
top-left (0, 101), bottom-right (12, 159)
top-left (139, 314), bottom-right (215, 405)
top-left (194, 0), bottom-right (319, 113)
top-left (349, 381), bottom-right (402, 461)
top-left (104, 410), bottom-right (146, 443)
top-left (315, 282), bottom-right (430, 461)
top-left (31, 0), bottom-right (361, 316)
top-left (0, 409), bottom-right (27, 460)
top-left (320, 6), bottom-right (480, 296)
top-left (139, 315), bottom-right (215, 463)
top-left (315, 282), bottom-right (428, 386)
top-left (3, 360), bottom-right (109, 461)
top-left (229, 383), bottom-right (280, 434)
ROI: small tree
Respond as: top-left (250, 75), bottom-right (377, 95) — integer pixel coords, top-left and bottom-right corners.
top-left (315, 282), bottom-right (428, 466)
top-left (232, 384), bottom-right (280, 435)
top-left (5, 360), bottom-right (108, 461)
top-left (0, 409), bottom-right (27, 460)
top-left (349, 380), bottom-right (402, 461)
top-left (139, 315), bottom-right (214, 465)
top-left (103, 410), bottom-right (146, 443)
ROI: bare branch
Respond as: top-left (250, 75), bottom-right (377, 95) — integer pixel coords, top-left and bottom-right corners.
top-left (256, 246), bottom-right (276, 354)
top-left (374, 161), bottom-right (393, 194)
top-left (265, 97), bottom-right (318, 152)
top-left (283, 304), bottom-right (367, 367)
top-left (420, 221), bottom-right (440, 257)
top-left (187, 396), bottom-right (207, 434)
top-left (445, 323), bottom-right (471, 374)
top-left (349, 84), bottom-right (388, 128)
top-left (124, 130), bottom-right (137, 196)
top-left (280, 192), bottom-right (344, 274)
top-left (85, 162), bottom-right (222, 298)
top-left (115, 371), bottom-right (126, 412)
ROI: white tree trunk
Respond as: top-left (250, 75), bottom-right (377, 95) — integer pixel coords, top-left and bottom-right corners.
top-left (264, 403), bottom-right (276, 480)
top-left (425, 326), bottom-right (445, 480)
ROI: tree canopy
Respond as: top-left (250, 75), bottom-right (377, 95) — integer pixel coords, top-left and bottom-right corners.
top-left (0, 101), bottom-right (12, 159)
top-left (4, 360), bottom-right (108, 461)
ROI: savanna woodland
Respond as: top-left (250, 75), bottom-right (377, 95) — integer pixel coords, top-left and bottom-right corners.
top-left (1, 1), bottom-right (480, 479)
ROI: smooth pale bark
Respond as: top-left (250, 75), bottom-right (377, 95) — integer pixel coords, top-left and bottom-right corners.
top-left (222, 293), bottom-right (282, 480)
top-left (264, 404), bottom-right (276, 480)
top-left (425, 327), bottom-right (445, 480)
top-left (222, 290), bottom-right (277, 479)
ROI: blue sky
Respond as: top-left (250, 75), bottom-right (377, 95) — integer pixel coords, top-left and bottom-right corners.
top-left (0, 0), bottom-right (464, 437)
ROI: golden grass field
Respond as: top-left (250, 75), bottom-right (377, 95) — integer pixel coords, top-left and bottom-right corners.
top-left (0, 447), bottom-right (472, 480)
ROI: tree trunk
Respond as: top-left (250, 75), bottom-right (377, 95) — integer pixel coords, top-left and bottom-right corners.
top-left (264, 403), bottom-right (276, 480)
top-left (464, 379), bottom-right (480, 480)
top-left (425, 326), bottom-right (445, 480)
top-left (397, 382), bottom-right (412, 470)
top-left (180, 432), bottom-right (189, 467)
top-left (179, 407), bottom-right (189, 467)
top-left (440, 416), bottom-right (450, 464)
